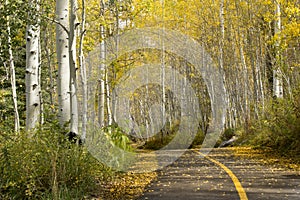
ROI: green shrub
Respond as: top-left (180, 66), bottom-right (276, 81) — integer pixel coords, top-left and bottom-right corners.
top-left (246, 92), bottom-right (300, 156)
top-left (0, 122), bottom-right (111, 199)
top-left (190, 130), bottom-right (205, 148)
top-left (105, 126), bottom-right (133, 152)
top-left (221, 128), bottom-right (235, 141)
top-left (141, 129), bottom-right (205, 150)
top-left (142, 134), bottom-right (175, 150)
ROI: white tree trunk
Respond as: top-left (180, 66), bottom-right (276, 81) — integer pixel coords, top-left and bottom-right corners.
top-left (273, 0), bottom-right (283, 98)
top-left (26, 0), bottom-right (40, 131)
top-left (111, 0), bottom-right (120, 125)
top-left (56, 0), bottom-right (71, 128)
top-left (38, 36), bottom-right (44, 125)
top-left (273, 69), bottom-right (283, 98)
top-left (105, 68), bottom-right (113, 126)
top-left (79, 0), bottom-right (87, 141)
top-left (69, 0), bottom-right (79, 134)
top-left (240, 38), bottom-right (250, 130)
top-left (219, 0), bottom-right (225, 70)
top-left (219, 0), bottom-right (228, 129)
top-left (99, 1), bottom-right (106, 127)
top-left (6, 1), bottom-right (20, 132)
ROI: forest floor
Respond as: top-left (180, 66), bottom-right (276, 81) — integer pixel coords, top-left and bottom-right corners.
top-left (97, 147), bottom-right (300, 200)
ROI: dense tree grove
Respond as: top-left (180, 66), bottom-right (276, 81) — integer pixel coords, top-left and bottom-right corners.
top-left (0, 0), bottom-right (299, 198)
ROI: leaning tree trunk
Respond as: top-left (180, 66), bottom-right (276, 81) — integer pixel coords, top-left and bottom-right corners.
top-left (56, 0), bottom-right (71, 128)
top-left (26, 0), bottom-right (41, 131)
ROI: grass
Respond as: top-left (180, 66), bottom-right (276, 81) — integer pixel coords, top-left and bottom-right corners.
top-left (0, 121), bottom-right (158, 199)
top-left (0, 124), bottom-right (110, 199)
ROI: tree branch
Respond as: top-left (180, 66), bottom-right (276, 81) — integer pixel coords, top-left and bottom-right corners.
top-left (42, 15), bottom-right (69, 35)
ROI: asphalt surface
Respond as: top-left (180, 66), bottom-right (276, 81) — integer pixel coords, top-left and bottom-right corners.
top-left (137, 148), bottom-right (300, 200)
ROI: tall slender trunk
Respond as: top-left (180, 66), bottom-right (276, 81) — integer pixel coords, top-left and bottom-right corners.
top-left (6, 0), bottom-right (20, 132)
top-left (99, 0), bottom-right (106, 127)
top-left (112, 0), bottom-right (120, 125)
top-left (56, 0), bottom-right (71, 128)
top-left (26, 0), bottom-right (41, 131)
top-left (219, 0), bottom-right (228, 129)
top-left (99, 25), bottom-right (106, 127)
top-left (79, 0), bottom-right (87, 141)
top-left (240, 36), bottom-right (250, 132)
top-left (219, 0), bottom-right (225, 71)
top-left (248, 29), bottom-right (259, 119)
top-left (105, 67), bottom-right (113, 126)
top-left (161, 0), bottom-right (166, 142)
top-left (257, 38), bottom-right (265, 113)
top-left (69, 0), bottom-right (79, 134)
top-left (257, 33), bottom-right (266, 113)
top-left (38, 36), bottom-right (44, 125)
top-left (273, 0), bottom-right (283, 98)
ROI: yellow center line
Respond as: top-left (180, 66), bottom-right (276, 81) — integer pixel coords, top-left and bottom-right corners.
top-left (195, 150), bottom-right (248, 200)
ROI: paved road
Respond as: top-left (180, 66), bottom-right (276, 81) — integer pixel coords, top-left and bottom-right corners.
top-left (137, 148), bottom-right (300, 200)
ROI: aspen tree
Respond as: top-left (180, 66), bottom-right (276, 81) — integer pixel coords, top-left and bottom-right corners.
top-left (273, 0), bottom-right (283, 98)
top-left (26, 0), bottom-right (41, 131)
top-left (69, 0), bottom-right (79, 134)
top-left (56, 0), bottom-right (71, 127)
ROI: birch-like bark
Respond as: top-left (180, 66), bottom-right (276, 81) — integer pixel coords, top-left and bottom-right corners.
top-left (105, 68), bottom-right (113, 126)
top-left (219, 0), bottom-right (228, 129)
top-left (56, 0), bottom-right (71, 127)
top-left (240, 36), bottom-right (250, 131)
top-left (69, 0), bottom-right (79, 134)
top-left (219, 0), bottom-right (225, 70)
top-left (112, 0), bottom-right (120, 125)
top-left (99, 0), bottom-right (106, 127)
top-left (99, 27), bottom-right (106, 127)
top-left (248, 19), bottom-right (259, 118)
top-left (273, 0), bottom-right (283, 98)
top-left (79, 0), bottom-right (87, 141)
top-left (26, 0), bottom-right (41, 131)
top-left (257, 26), bottom-right (265, 113)
top-left (6, 1), bottom-right (20, 132)
top-left (38, 35), bottom-right (44, 125)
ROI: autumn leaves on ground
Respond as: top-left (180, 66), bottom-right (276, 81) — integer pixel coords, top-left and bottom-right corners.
top-left (98, 147), bottom-right (300, 200)
top-left (0, 0), bottom-right (300, 199)
top-left (0, 129), bottom-right (299, 199)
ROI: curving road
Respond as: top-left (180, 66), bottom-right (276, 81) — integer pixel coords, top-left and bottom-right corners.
top-left (138, 148), bottom-right (300, 200)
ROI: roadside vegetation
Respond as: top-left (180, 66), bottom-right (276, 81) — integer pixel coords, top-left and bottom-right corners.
top-left (235, 89), bottom-right (300, 161)
top-left (0, 121), bottom-right (106, 199)
top-left (0, 119), bottom-right (156, 200)
top-left (1, 0), bottom-right (299, 199)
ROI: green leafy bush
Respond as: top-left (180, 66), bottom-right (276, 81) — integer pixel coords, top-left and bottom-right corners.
top-left (221, 128), bottom-right (235, 141)
top-left (0, 122), bottom-right (111, 199)
top-left (105, 126), bottom-right (133, 152)
top-left (142, 133), bottom-right (175, 150)
top-left (246, 91), bottom-right (300, 156)
top-left (190, 130), bottom-right (205, 148)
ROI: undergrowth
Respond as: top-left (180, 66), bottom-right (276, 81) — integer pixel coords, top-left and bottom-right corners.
top-left (0, 122), bottom-right (112, 200)
top-left (239, 89), bottom-right (300, 158)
